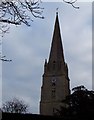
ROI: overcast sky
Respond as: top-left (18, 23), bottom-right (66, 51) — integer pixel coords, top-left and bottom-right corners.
top-left (1, 1), bottom-right (92, 114)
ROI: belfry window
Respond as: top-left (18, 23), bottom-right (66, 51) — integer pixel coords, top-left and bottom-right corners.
top-left (51, 78), bottom-right (56, 86)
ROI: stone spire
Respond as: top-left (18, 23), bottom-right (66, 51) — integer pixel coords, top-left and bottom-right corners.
top-left (40, 12), bottom-right (70, 116)
top-left (48, 12), bottom-right (65, 64)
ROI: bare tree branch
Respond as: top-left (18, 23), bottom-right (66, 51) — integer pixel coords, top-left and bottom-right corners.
top-left (63, 0), bottom-right (79, 9)
top-left (0, 55), bottom-right (12, 62)
top-left (0, 24), bottom-right (9, 36)
top-left (0, 0), bottom-right (44, 34)
top-left (0, 19), bottom-right (20, 25)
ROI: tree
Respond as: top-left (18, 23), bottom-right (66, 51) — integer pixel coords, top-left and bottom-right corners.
top-left (55, 85), bottom-right (94, 118)
top-left (2, 98), bottom-right (29, 113)
top-left (0, 0), bottom-right (44, 61)
top-left (67, 86), bottom-right (94, 116)
top-left (0, 0), bottom-right (44, 35)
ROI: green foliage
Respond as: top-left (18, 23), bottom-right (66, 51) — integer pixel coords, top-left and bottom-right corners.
top-left (56, 85), bottom-right (94, 117)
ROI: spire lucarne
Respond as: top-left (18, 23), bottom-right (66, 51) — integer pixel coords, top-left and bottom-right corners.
top-left (40, 13), bottom-right (70, 116)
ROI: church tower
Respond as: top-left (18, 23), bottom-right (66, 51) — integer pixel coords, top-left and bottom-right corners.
top-left (40, 12), bottom-right (70, 116)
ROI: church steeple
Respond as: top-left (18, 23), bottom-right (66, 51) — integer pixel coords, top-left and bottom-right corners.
top-left (49, 12), bottom-right (65, 64)
top-left (40, 13), bottom-right (70, 116)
